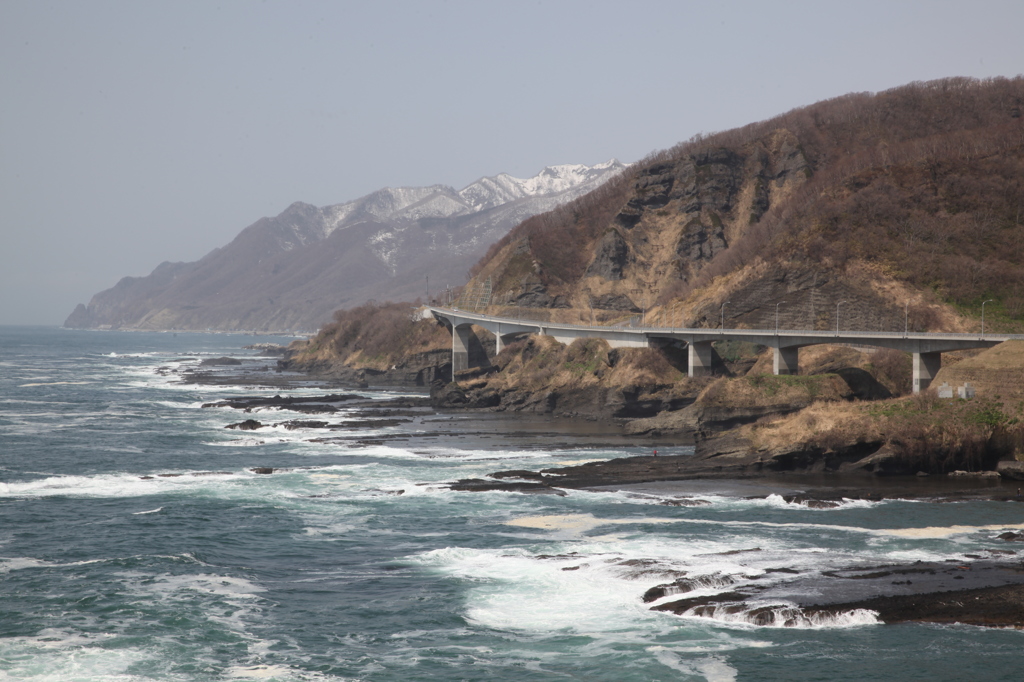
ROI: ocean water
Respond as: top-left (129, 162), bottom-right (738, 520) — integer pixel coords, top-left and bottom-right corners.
top-left (1, 326), bottom-right (1022, 682)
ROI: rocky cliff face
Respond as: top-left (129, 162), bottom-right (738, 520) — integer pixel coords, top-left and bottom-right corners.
top-left (468, 129), bottom-right (812, 317)
top-left (460, 78), bottom-right (1024, 335)
top-left (65, 161), bottom-right (626, 332)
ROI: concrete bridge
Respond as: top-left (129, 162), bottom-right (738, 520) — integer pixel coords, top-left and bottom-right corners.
top-left (425, 306), bottom-right (1024, 393)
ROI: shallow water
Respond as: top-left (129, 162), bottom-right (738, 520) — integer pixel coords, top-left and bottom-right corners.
top-left (1, 326), bottom-right (1022, 681)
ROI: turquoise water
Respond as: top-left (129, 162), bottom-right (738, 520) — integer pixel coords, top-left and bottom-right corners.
top-left (1, 326), bottom-right (1022, 681)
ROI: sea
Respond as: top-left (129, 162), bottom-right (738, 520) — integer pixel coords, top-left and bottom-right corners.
top-left (1, 326), bottom-right (1022, 681)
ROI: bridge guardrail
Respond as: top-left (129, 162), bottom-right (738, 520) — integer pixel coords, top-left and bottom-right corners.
top-left (429, 307), bottom-right (1024, 342)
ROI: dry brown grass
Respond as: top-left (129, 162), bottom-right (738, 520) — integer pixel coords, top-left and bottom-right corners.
top-left (697, 373), bottom-right (851, 409)
top-left (747, 390), bottom-right (1024, 472)
top-left (479, 336), bottom-right (692, 395)
top-left (933, 341), bottom-right (1024, 408)
top-left (748, 401), bottom-right (875, 451)
top-left (295, 302), bottom-right (449, 369)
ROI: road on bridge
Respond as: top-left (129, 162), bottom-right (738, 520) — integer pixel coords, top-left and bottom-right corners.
top-left (425, 306), bottom-right (1024, 393)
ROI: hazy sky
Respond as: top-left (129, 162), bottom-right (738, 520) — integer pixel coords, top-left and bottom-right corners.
top-left (2, 0), bottom-right (1022, 325)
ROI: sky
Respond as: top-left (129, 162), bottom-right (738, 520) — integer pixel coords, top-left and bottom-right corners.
top-left (2, 0), bottom-right (1023, 325)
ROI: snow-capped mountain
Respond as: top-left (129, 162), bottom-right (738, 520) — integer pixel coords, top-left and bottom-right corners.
top-left (65, 160), bottom-right (627, 332)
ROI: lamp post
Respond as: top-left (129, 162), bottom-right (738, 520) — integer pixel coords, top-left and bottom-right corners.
top-left (775, 302), bottom-right (784, 335)
top-left (836, 301), bottom-right (846, 337)
top-left (721, 301), bottom-right (730, 333)
top-left (982, 299), bottom-right (994, 336)
top-left (904, 301), bottom-right (909, 338)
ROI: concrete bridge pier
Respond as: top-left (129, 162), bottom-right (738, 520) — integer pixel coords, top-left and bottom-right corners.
top-left (492, 323), bottom-right (517, 354)
top-left (689, 341), bottom-right (714, 377)
top-left (452, 324), bottom-right (472, 379)
top-left (913, 351), bottom-right (942, 394)
top-left (773, 346), bottom-right (799, 375)
top-left (495, 334), bottom-right (518, 354)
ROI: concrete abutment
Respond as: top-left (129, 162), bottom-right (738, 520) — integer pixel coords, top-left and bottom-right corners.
top-left (688, 341), bottom-right (714, 377)
top-left (773, 346), bottom-right (799, 375)
top-left (452, 324), bottom-right (472, 380)
top-left (913, 351), bottom-right (942, 394)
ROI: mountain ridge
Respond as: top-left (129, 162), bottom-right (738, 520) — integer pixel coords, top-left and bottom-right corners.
top-left (65, 160), bottom-right (626, 332)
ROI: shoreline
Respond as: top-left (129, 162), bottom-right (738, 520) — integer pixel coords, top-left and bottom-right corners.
top-left (180, 359), bottom-right (1024, 628)
top-left (585, 473), bottom-right (1022, 502)
top-left (181, 356), bottom-right (1024, 502)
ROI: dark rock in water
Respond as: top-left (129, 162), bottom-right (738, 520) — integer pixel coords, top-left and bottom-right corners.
top-left (783, 495), bottom-right (840, 509)
top-left (251, 467), bottom-right (275, 474)
top-left (448, 478), bottom-right (567, 495)
top-left (643, 578), bottom-right (696, 603)
top-left (202, 393), bottom-right (363, 411)
top-left (807, 583), bottom-right (1024, 627)
top-left (613, 559), bottom-right (687, 581)
top-left (651, 591), bottom-right (749, 614)
top-left (998, 531), bottom-right (1024, 541)
top-left (996, 460), bottom-right (1024, 480)
top-left (658, 498), bottom-right (711, 507)
top-left (280, 420), bottom-right (329, 430)
top-left (490, 470), bottom-right (545, 481)
top-left (291, 403), bottom-right (341, 414)
top-left (650, 559), bottom-right (1024, 628)
top-left (200, 356), bottom-right (243, 366)
top-left (227, 419), bottom-right (263, 430)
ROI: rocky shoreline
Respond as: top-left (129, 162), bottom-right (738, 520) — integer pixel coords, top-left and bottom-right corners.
top-left (648, 559), bottom-right (1024, 628)
top-left (175, 350), bottom-right (1024, 628)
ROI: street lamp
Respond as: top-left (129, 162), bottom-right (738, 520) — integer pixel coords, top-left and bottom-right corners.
top-left (982, 299), bottom-right (994, 336)
top-left (721, 301), bottom-right (730, 333)
top-left (836, 301), bottom-right (846, 336)
top-left (904, 301), bottom-right (909, 338)
top-left (775, 302), bottom-right (784, 335)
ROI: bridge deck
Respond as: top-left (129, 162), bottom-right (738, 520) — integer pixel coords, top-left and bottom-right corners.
top-left (426, 306), bottom-right (1023, 392)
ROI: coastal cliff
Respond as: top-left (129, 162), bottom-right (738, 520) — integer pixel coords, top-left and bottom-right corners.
top-left (280, 77), bottom-right (1024, 479)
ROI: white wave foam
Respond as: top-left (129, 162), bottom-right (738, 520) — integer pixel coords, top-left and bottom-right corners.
top-left (0, 470), bottom-right (248, 499)
top-left (17, 381), bottom-right (91, 387)
top-left (756, 493), bottom-right (881, 510)
top-left (224, 663), bottom-right (344, 680)
top-left (650, 649), bottom-right (739, 681)
top-left (132, 507), bottom-right (163, 515)
top-left (0, 556), bottom-right (51, 572)
top-left (414, 546), bottom-right (657, 633)
top-left (0, 554), bottom-right (204, 573)
top-left (506, 513), bottom-right (679, 536)
top-left (206, 437), bottom-right (279, 447)
top-left (679, 602), bottom-right (880, 629)
top-left (879, 522), bottom-right (1024, 539)
top-left (0, 630), bottom-right (149, 681)
top-left (118, 571), bottom-right (267, 637)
